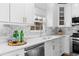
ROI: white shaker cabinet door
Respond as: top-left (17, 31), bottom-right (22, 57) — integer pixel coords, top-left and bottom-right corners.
top-left (46, 4), bottom-right (54, 27)
top-left (35, 3), bottom-right (47, 17)
top-left (63, 36), bottom-right (70, 53)
top-left (0, 4), bottom-right (9, 22)
top-left (25, 4), bottom-right (35, 23)
top-left (44, 39), bottom-right (62, 56)
top-left (10, 4), bottom-right (25, 23)
top-left (65, 4), bottom-right (72, 27)
top-left (52, 39), bottom-right (62, 56)
top-left (44, 40), bottom-right (54, 56)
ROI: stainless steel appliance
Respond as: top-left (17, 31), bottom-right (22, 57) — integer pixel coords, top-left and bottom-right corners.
top-left (72, 38), bottom-right (79, 53)
top-left (72, 17), bottom-right (79, 23)
top-left (24, 43), bottom-right (44, 56)
top-left (71, 32), bottom-right (79, 53)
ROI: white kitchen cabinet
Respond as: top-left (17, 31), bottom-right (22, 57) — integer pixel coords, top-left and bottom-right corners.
top-left (3, 49), bottom-right (25, 56)
top-left (54, 4), bottom-right (72, 27)
top-left (59, 37), bottom-right (64, 55)
top-left (35, 3), bottom-right (47, 10)
top-left (25, 3), bottom-right (46, 22)
top-left (52, 38), bottom-right (64, 56)
top-left (0, 4), bottom-right (9, 22)
top-left (63, 36), bottom-right (70, 53)
top-left (10, 3), bottom-right (46, 23)
top-left (0, 3), bottom-right (47, 24)
top-left (25, 3), bottom-right (47, 23)
top-left (53, 36), bottom-right (70, 55)
top-left (52, 39), bottom-right (60, 56)
top-left (25, 4), bottom-right (35, 23)
top-left (10, 4), bottom-right (26, 23)
top-left (35, 8), bottom-right (46, 17)
top-left (35, 3), bottom-right (47, 17)
top-left (44, 38), bottom-right (64, 56)
top-left (44, 40), bottom-right (53, 56)
top-left (54, 4), bottom-right (65, 27)
top-left (65, 4), bottom-right (72, 27)
top-left (46, 4), bottom-right (54, 27)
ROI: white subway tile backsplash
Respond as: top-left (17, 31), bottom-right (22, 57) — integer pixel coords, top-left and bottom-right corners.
top-left (0, 23), bottom-right (73, 43)
top-left (0, 23), bottom-right (44, 39)
top-left (45, 27), bottom-right (73, 35)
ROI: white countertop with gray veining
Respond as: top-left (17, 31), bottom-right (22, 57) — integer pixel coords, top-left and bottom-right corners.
top-left (0, 35), bottom-right (65, 55)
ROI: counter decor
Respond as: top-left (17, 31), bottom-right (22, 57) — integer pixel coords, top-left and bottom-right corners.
top-left (8, 30), bottom-right (26, 46)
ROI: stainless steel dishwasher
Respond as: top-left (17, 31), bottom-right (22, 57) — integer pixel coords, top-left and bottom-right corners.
top-left (24, 43), bottom-right (44, 56)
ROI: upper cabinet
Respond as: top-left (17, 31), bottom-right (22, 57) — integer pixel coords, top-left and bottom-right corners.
top-left (58, 5), bottom-right (65, 27)
top-left (10, 4), bottom-right (26, 23)
top-left (35, 3), bottom-right (47, 10)
top-left (46, 4), bottom-right (55, 27)
top-left (10, 3), bottom-right (46, 24)
top-left (0, 4), bottom-right (9, 22)
top-left (35, 3), bottom-right (47, 17)
top-left (54, 4), bottom-right (72, 27)
top-left (0, 3), bottom-right (47, 24)
top-left (25, 4), bottom-right (35, 23)
top-left (65, 4), bottom-right (72, 27)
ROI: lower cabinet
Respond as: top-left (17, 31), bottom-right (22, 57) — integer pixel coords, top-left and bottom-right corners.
top-left (63, 36), bottom-right (70, 53)
top-left (52, 38), bottom-right (64, 56)
top-left (2, 49), bottom-right (25, 56)
top-left (44, 38), bottom-right (64, 56)
top-left (52, 39), bottom-right (62, 56)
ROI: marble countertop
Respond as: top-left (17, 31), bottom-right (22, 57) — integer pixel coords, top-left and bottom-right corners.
top-left (0, 35), bottom-right (65, 55)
